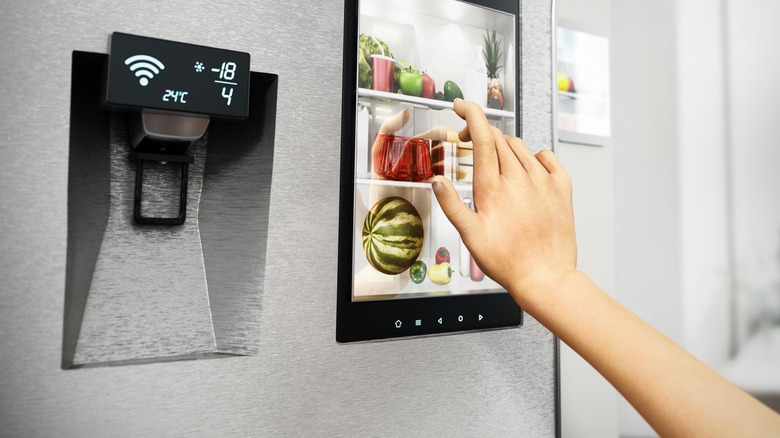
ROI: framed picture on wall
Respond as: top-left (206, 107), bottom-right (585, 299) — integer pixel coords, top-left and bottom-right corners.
top-left (556, 20), bottom-right (610, 146)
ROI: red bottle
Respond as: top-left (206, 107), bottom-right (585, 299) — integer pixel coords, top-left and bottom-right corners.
top-left (470, 256), bottom-right (484, 282)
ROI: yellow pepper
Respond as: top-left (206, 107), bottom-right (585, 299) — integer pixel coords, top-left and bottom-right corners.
top-left (428, 262), bottom-right (453, 285)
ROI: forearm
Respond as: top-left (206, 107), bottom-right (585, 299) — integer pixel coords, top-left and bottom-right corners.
top-left (512, 270), bottom-right (780, 437)
top-left (432, 101), bottom-right (779, 435)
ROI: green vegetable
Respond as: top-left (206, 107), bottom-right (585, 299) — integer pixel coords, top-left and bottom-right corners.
top-left (362, 197), bottom-right (424, 275)
top-left (410, 260), bottom-right (426, 284)
top-left (431, 92), bottom-right (446, 110)
top-left (397, 60), bottom-right (423, 97)
top-left (444, 80), bottom-right (464, 102)
top-left (358, 34), bottom-right (393, 89)
top-left (428, 262), bottom-right (453, 285)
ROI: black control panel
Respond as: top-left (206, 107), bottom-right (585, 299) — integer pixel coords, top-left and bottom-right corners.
top-left (387, 310), bottom-right (506, 335)
top-left (106, 32), bottom-right (250, 119)
top-left (336, 293), bottom-right (521, 342)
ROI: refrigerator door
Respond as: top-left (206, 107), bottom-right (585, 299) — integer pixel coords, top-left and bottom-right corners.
top-left (0, 0), bottom-right (557, 436)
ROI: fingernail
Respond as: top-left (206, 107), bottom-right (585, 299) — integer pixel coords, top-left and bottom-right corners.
top-left (453, 98), bottom-right (462, 103)
top-left (432, 179), bottom-right (444, 193)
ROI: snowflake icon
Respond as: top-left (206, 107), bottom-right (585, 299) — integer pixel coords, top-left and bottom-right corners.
top-left (194, 62), bottom-right (204, 72)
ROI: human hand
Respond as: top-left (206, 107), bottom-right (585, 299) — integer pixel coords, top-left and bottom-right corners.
top-left (431, 99), bottom-right (577, 304)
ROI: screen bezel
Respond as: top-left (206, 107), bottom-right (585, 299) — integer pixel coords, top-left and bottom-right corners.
top-left (337, 0), bottom-right (522, 343)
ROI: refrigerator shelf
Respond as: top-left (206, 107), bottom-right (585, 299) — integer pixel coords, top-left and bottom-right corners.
top-left (356, 177), bottom-right (473, 191)
top-left (358, 88), bottom-right (514, 119)
top-left (558, 90), bottom-right (608, 103)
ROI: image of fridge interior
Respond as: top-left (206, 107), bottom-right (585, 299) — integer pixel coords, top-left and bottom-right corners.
top-left (351, 0), bottom-right (516, 301)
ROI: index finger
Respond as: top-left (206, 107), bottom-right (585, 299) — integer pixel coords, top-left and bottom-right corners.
top-left (453, 99), bottom-right (498, 176)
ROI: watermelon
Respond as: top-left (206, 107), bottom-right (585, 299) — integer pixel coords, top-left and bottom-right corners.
top-left (362, 197), bottom-right (424, 275)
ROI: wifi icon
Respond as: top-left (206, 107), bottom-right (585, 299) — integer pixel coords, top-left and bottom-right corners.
top-left (124, 55), bottom-right (165, 86)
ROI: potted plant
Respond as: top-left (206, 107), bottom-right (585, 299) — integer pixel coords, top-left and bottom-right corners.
top-left (483, 29), bottom-right (504, 110)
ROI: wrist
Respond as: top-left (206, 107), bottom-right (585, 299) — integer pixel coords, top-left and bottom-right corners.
top-left (507, 268), bottom-right (586, 309)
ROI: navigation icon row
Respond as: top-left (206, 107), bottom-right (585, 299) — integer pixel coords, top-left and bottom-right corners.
top-left (394, 314), bottom-right (485, 328)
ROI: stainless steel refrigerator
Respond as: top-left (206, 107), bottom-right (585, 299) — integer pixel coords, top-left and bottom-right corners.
top-left (0, 0), bottom-right (558, 435)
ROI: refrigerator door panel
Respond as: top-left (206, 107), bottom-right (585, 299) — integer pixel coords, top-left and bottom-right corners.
top-left (0, 0), bottom-right (557, 436)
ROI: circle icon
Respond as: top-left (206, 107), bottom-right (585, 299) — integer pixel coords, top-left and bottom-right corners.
top-left (458, 315), bottom-right (463, 322)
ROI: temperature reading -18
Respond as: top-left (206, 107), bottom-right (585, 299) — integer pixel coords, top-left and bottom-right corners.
top-left (219, 62), bottom-right (236, 81)
top-left (222, 87), bottom-right (233, 106)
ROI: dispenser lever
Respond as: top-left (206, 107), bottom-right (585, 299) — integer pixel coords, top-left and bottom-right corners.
top-left (129, 152), bottom-right (195, 226)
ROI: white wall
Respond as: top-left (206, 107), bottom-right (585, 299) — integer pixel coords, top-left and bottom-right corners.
top-left (726, 0), bottom-right (780, 348)
top-left (720, 0), bottom-right (780, 399)
top-left (611, 0), bottom-right (780, 436)
top-left (677, 0), bottom-right (732, 367)
top-left (556, 1), bottom-right (619, 437)
top-left (610, 1), bottom-right (680, 436)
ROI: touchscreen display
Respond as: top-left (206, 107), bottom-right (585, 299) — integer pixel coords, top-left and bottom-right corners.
top-left (351, 0), bottom-right (516, 301)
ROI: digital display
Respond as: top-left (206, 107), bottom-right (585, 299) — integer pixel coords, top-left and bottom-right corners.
top-left (337, 0), bottom-right (522, 342)
top-left (106, 32), bottom-right (250, 119)
top-left (336, 0), bottom-right (522, 342)
top-left (349, 0), bottom-right (516, 302)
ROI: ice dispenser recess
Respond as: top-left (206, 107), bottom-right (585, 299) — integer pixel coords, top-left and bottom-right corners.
top-left (63, 33), bottom-right (278, 368)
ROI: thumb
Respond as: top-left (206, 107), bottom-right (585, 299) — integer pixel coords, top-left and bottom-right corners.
top-left (431, 175), bottom-right (477, 235)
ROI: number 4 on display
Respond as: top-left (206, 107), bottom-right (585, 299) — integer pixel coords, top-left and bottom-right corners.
top-left (222, 87), bottom-right (233, 106)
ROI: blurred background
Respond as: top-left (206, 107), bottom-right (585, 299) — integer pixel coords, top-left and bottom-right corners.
top-left (555, 0), bottom-right (780, 436)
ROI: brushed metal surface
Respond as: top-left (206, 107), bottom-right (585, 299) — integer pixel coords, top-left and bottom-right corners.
top-left (71, 112), bottom-right (216, 366)
top-left (0, 0), bottom-right (556, 436)
top-left (63, 59), bottom-right (277, 367)
top-left (523, 0), bottom-right (555, 154)
top-left (199, 72), bottom-right (278, 355)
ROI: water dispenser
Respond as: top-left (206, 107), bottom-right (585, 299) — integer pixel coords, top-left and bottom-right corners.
top-left (63, 33), bottom-right (278, 367)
